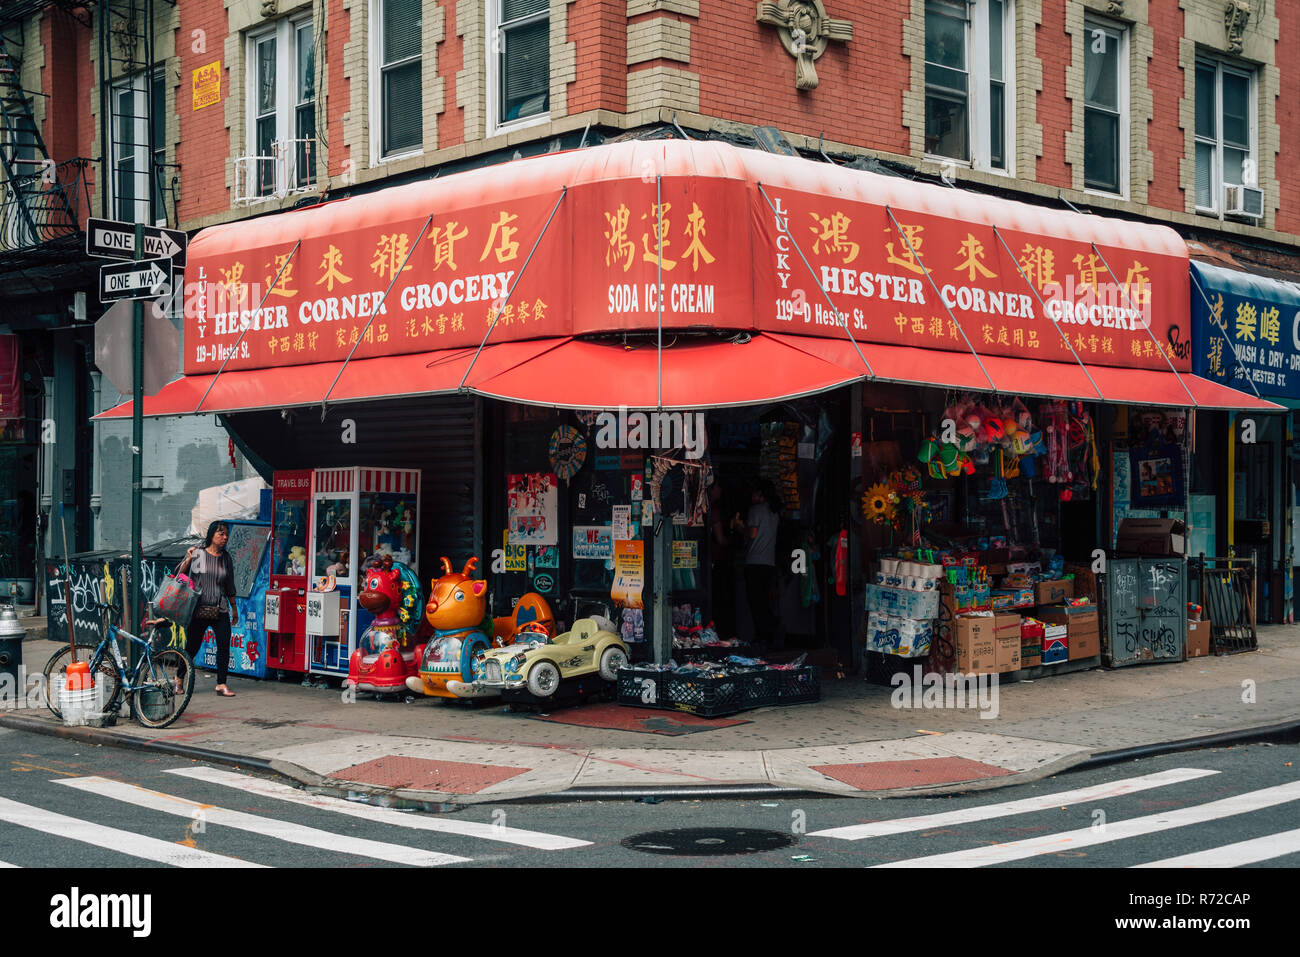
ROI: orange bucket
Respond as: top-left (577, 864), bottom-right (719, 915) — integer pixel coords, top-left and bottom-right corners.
top-left (65, 661), bottom-right (95, 691)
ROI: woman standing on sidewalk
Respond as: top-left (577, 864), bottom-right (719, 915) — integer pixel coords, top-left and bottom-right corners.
top-left (179, 520), bottom-right (238, 697)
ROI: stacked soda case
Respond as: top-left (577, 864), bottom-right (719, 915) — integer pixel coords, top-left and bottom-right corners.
top-left (759, 421), bottom-right (801, 515)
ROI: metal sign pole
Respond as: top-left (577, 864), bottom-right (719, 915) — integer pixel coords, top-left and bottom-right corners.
top-left (131, 221), bottom-right (144, 660)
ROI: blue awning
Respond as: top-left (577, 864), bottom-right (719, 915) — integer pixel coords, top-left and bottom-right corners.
top-left (1190, 261), bottom-right (1300, 402)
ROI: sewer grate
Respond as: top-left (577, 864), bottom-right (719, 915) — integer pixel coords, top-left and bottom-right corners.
top-left (622, 827), bottom-right (795, 856)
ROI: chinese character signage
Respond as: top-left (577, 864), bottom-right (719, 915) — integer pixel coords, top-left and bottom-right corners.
top-left (182, 141), bottom-right (1191, 376)
top-left (1191, 261), bottom-right (1300, 400)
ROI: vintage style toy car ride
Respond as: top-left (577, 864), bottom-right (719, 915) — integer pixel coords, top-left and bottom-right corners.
top-left (471, 617), bottom-right (629, 699)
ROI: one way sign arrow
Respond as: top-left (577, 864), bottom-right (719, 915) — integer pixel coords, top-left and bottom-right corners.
top-left (100, 257), bottom-right (174, 303)
top-left (86, 218), bottom-right (187, 266)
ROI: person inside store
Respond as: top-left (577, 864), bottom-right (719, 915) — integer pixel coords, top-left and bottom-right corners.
top-left (733, 479), bottom-right (783, 651)
top-left (177, 520), bottom-right (239, 697)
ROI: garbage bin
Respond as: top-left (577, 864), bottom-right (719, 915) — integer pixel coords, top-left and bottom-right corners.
top-left (0, 604), bottom-right (24, 685)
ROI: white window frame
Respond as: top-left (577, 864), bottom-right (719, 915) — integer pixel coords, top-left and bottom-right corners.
top-left (369, 0), bottom-right (423, 166)
top-left (923, 0), bottom-right (1015, 177)
top-left (109, 70), bottom-right (165, 226)
top-left (1194, 56), bottom-right (1257, 217)
top-left (486, 0), bottom-right (551, 139)
top-left (243, 15), bottom-right (316, 201)
top-left (1082, 17), bottom-right (1129, 199)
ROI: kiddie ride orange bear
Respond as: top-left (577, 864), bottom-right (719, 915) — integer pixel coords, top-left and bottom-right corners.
top-left (404, 556), bottom-right (557, 701)
top-left (344, 554), bottom-right (422, 697)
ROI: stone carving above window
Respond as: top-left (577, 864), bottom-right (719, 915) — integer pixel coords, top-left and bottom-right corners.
top-left (1224, 0), bottom-right (1250, 55)
top-left (756, 0), bottom-right (853, 91)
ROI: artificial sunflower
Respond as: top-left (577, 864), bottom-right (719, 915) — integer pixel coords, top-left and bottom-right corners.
top-left (862, 482), bottom-right (897, 524)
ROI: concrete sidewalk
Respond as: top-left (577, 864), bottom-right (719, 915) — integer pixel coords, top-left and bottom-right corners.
top-left (4, 625), bottom-right (1299, 805)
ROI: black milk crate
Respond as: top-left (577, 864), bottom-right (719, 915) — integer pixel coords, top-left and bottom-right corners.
top-left (773, 665), bottom-right (821, 705)
top-left (616, 668), bottom-right (671, 709)
top-left (666, 669), bottom-right (779, 717)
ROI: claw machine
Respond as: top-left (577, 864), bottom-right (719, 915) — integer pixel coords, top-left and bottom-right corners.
top-left (306, 467), bottom-right (421, 678)
top-left (265, 470), bottom-right (312, 676)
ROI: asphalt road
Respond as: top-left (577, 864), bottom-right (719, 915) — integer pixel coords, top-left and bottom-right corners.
top-left (0, 726), bottom-right (1296, 870)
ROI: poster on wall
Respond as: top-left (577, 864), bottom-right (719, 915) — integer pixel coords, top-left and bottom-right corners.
top-left (503, 530), bottom-right (527, 572)
top-left (573, 525), bottom-right (614, 560)
top-left (672, 540), bottom-right (699, 569)
top-left (508, 472), bottom-right (558, 545)
top-left (611, 539), bottom-right (644, 609)
top-left (535, 545), bottom-right (558, 569)
top-left (612, 505), bottom-right (631, 541)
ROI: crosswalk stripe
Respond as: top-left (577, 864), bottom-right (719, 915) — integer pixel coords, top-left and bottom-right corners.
top-left (1134, 826), bottom-right (1300, 868)
top-left (874, 780), bottom-right (1300, 868)
top-left (0, 795), bottom-right (261, 868)
top-left (0, 860), bottom-right (18, 868)
top-left (809, 768), bottom-right (1220, 841)
top-left (166, 766), bottom-right (592, 851)
top-left (57, 777), bottom-right (469, 867)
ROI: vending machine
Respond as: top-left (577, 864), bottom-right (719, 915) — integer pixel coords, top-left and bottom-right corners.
top-left (265, 470), bottom-right (312, 676)
top-left (306, 467), bottom-right (421, 678)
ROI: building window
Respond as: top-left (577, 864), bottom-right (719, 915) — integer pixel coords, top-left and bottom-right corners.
top-left (111, 70), bottom-right (165, 224)
top-left (375, 0), bottom-right (422, 158)
top-left (1083, 20), bottom-right (1126, 195)
top-left (490, 0), bottom-right (549, 133)
top-left (1195, 57), bottom-right (1255, 214)
top-left (924, 0), bottom-right (1012, 173)
top-left (244, 17), bottom-right (316, 198)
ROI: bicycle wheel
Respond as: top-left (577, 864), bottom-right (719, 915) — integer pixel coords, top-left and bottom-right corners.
top-left (130, 648), bottom-right (194, 729)
top-left (42, 644), bottom-right (122, 720)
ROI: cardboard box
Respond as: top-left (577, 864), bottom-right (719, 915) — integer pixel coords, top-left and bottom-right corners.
top-left (1035, 580), bottom-right (1074, 605)
top-left (1117, 518), bottom-right (1186, 557)
top-left (1019, 640), bottom-right (1042, 667)
top-left (994, 613), bottom-right (1022, 672)
top-left (1064, 563), bottom-right (1098, 602)
top-left (1037, 605), bottom-right (1099, 660)
top-left (1003, 573), bottom-right (1035, 589)
top-left (1186, 618), bottom-right (1211, 659)
top-left (955, 614), bottom-right (999, 675)
top-left (941, 582), bottom-right (991, 616)
top-left (1042, 624), bottom-right (1068, 664)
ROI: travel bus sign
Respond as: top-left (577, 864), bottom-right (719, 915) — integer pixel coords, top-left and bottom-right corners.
top-left (87, 217), bottom-right (187, 266)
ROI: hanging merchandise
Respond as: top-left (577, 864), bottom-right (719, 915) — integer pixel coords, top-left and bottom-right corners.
top-left (862, 481), bottom-right (899, 526)
top-left (1040, 400), bottom-right (1072, 489)
top-left (760, 421), bottom-right (801, 516)
top-left (548, 425), bottom-right (588, 481)
top-left (1067, 402), bottom-right (1101, 495)
top-left (833, 528), bottom-right (848, 597)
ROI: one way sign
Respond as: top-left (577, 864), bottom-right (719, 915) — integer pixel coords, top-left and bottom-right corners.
top-left (100, 257), bottom-right (173, 302)
top-left (86, 218), bottom-right (187, 266)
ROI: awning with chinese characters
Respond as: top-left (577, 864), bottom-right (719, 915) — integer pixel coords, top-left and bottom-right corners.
top-left (182, 139), bottom-right (1193, 381)
top-left (1191, 260), bottom-right (1300, 402)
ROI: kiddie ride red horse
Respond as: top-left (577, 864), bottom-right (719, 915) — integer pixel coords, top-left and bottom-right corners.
top-left (344, 554), bottom-right (423, 697)
top-left (405, 555), bottom-right (555, 701)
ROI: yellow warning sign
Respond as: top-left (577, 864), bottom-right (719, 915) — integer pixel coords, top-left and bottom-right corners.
top-left (192, 61), bottom-right (222, 110)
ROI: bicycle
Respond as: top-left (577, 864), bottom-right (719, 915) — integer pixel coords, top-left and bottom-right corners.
top-left (42, 599), bottom-right (195, 729)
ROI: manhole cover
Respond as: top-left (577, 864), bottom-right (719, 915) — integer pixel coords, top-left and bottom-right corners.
top-left (622, 827), bottom-right (795, 856)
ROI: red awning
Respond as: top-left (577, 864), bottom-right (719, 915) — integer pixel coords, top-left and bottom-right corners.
top-left (766, 332), bottom-right (1281, 410)
top-left (465, 334), bottom-right (864, 409)
top-left (94, 340), bottom-right (562, 418)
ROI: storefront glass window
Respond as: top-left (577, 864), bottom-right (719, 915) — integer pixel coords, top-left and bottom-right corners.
top-left (314, 497), bottom-right (353, 578)
top-left (271, 496), bottom-right (307, 576)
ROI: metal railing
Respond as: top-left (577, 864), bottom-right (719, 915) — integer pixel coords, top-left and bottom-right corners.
top-left (1188, 553), bottom-right (1258, 655)
top-left (233, 138), bottom-right (316, 204)
top-left (0, 155), bottom-right (93, 252)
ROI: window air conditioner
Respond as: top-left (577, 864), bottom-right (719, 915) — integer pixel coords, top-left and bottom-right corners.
top-left (1224, 184), bottom-right (1264, 219)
